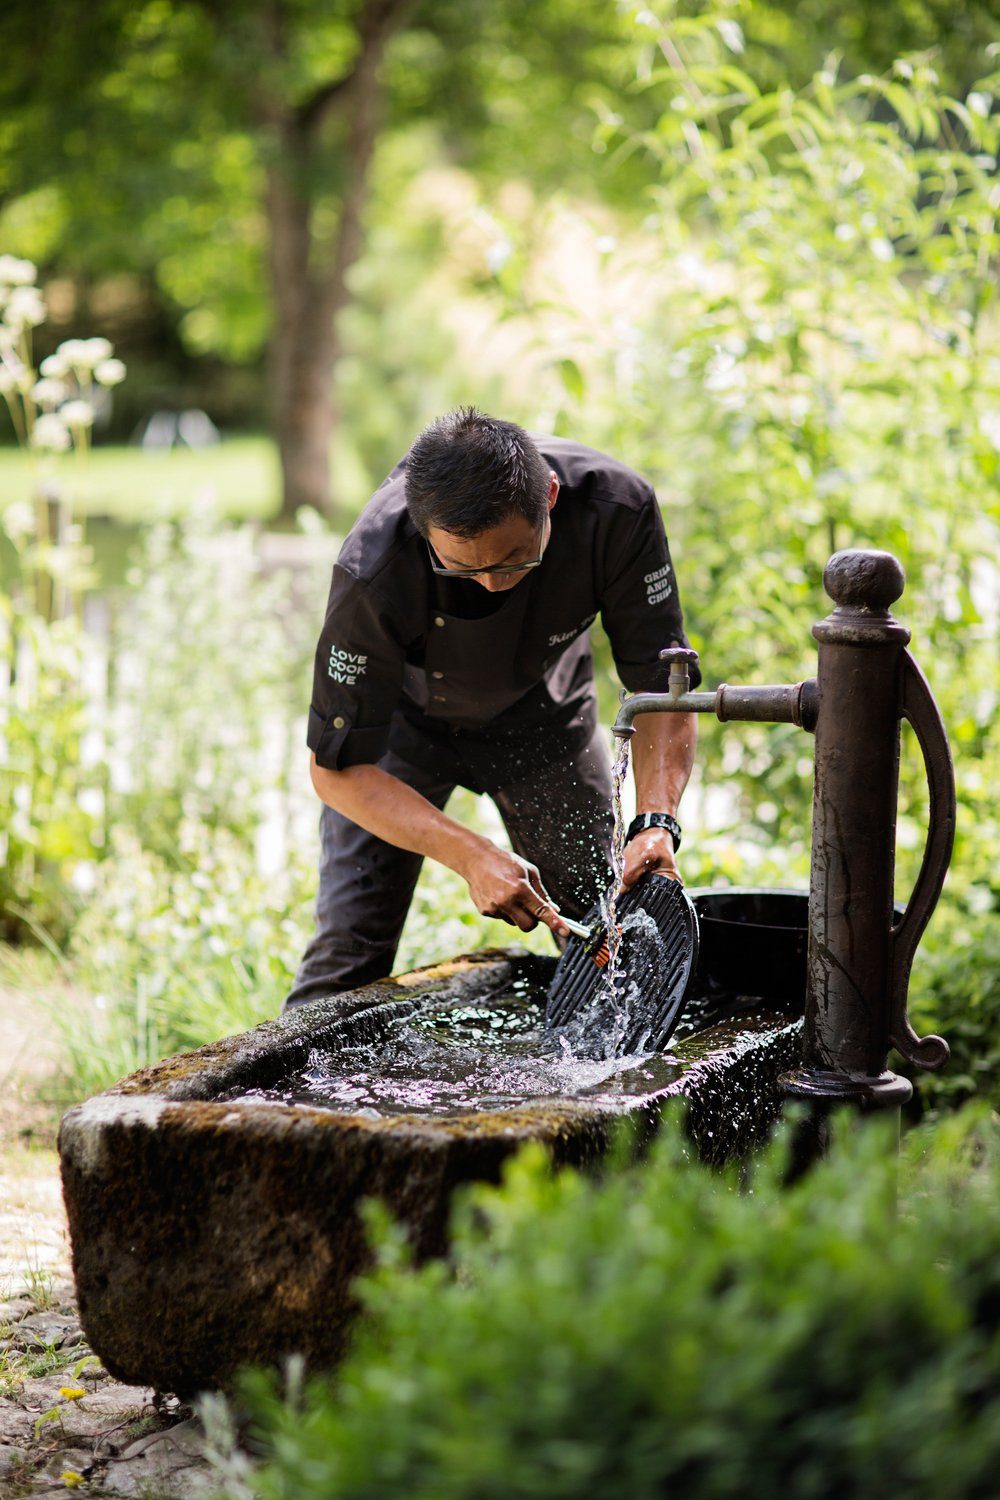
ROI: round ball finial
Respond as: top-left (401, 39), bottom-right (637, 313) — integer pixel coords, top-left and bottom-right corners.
top-left (823, 550), bottom-right (905, 611)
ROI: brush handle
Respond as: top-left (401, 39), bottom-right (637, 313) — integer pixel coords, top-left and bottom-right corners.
top-left (557, 913), bottom-right (593, 940)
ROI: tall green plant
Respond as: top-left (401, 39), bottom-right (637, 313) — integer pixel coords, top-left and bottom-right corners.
top-left (599, 20), bottom-right (998, 886)
top-left (0, 257), bottom-right (127, 939)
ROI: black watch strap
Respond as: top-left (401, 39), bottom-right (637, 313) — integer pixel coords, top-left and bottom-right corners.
top-left (625, 812), bottom-right (682, 850)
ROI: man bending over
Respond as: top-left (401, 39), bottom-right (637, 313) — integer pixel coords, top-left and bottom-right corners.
top-left (285, 407), bottom-right (699, 1010)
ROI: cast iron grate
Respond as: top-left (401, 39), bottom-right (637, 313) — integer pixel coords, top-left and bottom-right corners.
top-left (545, 874), bottom-right (700, 1055)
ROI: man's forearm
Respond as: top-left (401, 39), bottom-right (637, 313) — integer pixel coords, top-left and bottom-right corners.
top-left (617, 710), bottom-right (697, 890)
top-left (631, 710), bottom-right (697, 814)
top-left (310, 756), bottom-right (483, 878)
top-left (308, 755), bottom-right (571, 936)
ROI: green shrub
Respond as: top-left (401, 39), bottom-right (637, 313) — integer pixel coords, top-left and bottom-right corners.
top-left (234, 1109), bottom-right (1000, 1500)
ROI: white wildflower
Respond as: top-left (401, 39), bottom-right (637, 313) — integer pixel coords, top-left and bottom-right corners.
top-left (56, 338), bottom-right (90, 369)
top-left (0, 367), bottom-right (15, 395)
top-left (94, 356), bottom-right (126, 386)
top-left (60, 398), bottom-right (94, 426)
top-left (31, 412), bottom-right (72, 451)
top-left (39, 351), bottom-right (69, 378)
top-left (82, 336), bottom-right (113, 364)
top-left (31, 377), bottom-right (66, 408)
top-left (0, 255), bottom-right (37, 287)
top-left (2, 500), bottom-right (34, 541)
top-left (2, 286), bottom-right (46, 329)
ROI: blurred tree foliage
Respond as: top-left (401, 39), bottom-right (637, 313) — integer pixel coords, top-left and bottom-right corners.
top-left (2, 2), bottom-right (995, 516)
top-left (0, 0), bottom-right (634, 517)
top-left (751, 0), bottom-right (999, 96)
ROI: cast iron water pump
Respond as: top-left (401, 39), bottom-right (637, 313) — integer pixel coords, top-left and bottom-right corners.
top-left (612, 549), bottom-right (956, 1115)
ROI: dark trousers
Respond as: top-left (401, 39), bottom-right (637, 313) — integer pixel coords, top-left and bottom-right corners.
top-left (283, 727), bottom-right (613, 1010)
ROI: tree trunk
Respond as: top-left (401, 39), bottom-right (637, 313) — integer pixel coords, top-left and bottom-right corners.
top-left (262, 0), bottom-right (410, 524)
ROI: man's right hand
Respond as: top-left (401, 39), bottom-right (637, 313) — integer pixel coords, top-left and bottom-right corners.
top-left (460, 843), bottom-right (569, 939)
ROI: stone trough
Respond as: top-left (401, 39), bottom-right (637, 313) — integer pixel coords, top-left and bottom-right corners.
top-left (59, 890), bottom-right (806, 1397)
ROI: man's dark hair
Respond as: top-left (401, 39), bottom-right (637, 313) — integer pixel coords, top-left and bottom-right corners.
top-left (404, 407), bottom-right (551, 538)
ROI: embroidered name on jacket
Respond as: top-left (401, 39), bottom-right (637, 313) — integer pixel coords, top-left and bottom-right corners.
top-left (644, 563), bottom-right (674, 606)
top-left (549, 614), bottom-right (595, 647)
top-left (328, 646), bottom-right (368, 684)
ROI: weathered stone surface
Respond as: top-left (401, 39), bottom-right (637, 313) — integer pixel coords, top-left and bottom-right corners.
top-left (40, 1442), bottom-right (92, 1478)
top-left (0, 1398), bottom-right (34, 1444)
top-left (60, 945), bottom-right (803, 1396)
top-left (0, 1442), bottom-right (22, 1476)
top-left (0, 1297), bottom-right (34, 1324)
top-left (102, 1416), bottom-right (214, 1498)
top-left (7, 1311), bottom-right (84, 1351)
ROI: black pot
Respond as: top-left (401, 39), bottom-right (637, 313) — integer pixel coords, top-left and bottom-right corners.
top-left (690, 888), bottom-right (809, 1008)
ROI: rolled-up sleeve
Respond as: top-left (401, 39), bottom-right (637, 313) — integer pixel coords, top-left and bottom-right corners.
top-left (599, 489), bottom-right (701, 693)
top-left (307, 566), bottom-right (404, 771)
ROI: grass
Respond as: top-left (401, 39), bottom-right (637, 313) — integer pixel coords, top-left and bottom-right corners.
top-left (0, 1337), bottom-right (66, 1399)
top-left (0, 435), bottom-right (281, 525)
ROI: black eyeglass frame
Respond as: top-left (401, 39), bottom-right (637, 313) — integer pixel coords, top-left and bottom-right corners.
top-left (424, 515), bottom-right (550, 579)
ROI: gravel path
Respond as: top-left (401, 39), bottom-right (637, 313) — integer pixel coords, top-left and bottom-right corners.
top-left (0, 979), bottom-right (225, 1499)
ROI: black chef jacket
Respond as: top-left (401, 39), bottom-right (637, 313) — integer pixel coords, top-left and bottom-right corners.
top-left (306, 436), bottom-right (700, 796)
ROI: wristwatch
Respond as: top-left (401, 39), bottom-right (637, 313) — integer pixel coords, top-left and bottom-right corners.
top-left (625, 812), bottom-right (682, 851)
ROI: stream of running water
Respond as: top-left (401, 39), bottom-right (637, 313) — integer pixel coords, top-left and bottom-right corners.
top-left (601, 734), bottom-right (632, 1009)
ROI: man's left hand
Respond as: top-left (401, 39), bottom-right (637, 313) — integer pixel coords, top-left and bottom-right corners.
top-left (620, 827), bottom-right (681, 892)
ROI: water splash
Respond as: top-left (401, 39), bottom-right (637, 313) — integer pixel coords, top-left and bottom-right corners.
top-left (559, 907), bottom-right (672, 1061)
top-left (228, 987), bottom-right (683, 1119)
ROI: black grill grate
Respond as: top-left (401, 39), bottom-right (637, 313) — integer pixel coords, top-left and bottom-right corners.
top-left (545, 874), bottom-right (700, 1055)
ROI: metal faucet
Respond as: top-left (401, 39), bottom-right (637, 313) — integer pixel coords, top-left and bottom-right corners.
top-left (612, 549), bottom-right (956, 1133)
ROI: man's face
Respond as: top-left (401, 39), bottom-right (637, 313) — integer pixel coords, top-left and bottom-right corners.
top-left (424, 474), bottom-right (558, 594)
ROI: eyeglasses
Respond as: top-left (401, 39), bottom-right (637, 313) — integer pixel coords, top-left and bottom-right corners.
top-left (424, 517), bottom-right (549, 579)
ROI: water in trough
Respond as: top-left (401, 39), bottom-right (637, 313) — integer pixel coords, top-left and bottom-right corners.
top-left (222, 973), bottom-right (694, 1120)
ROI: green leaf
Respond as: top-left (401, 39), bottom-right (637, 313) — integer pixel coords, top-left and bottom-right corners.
top-left (556, 357), bottom-right (585, 403)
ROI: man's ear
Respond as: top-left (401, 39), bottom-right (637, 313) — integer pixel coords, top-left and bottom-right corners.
top-left (547, 472), bottom-right (560, 511)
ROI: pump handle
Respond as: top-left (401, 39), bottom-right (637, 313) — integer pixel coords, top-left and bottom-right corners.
top-left (888, 651), bottom-right (955, 1071)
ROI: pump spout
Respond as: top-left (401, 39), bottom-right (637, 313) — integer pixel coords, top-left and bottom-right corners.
top-left (613, 646), bottom-right (712, 738)
top-left (612, 646), bottom-right (818, 738)
top-left (612, 689), bottom-right (716, 738)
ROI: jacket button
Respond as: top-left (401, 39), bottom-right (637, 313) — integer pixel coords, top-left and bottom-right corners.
top-left (432, 671), bottom-right (444, 679)
top-left (434, 616), bottom-right (445, 627)
top-left (333, 716), bottom-right (345, 729)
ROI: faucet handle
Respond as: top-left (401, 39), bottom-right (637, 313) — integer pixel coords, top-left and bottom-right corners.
top-left (659, 645), bottom-right (699, 699)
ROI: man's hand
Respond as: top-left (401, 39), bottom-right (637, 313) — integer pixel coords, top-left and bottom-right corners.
top-left (620, 827), bottom-right (680, 892)
top-left (460, 843), bottom-right (570, 938)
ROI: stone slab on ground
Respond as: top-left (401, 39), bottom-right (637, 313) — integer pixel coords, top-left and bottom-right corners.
top-left (0, 1299), bottom-right (34, 1326)
top-left (0, 1399), bottom-right (34, 1446)
top-left (102, 1418), bottom-right (216, 1498)
top-left (5, 1309), bottom-right (85, 1353)
top-left (0, 1442), bottom-right (22, 1476)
